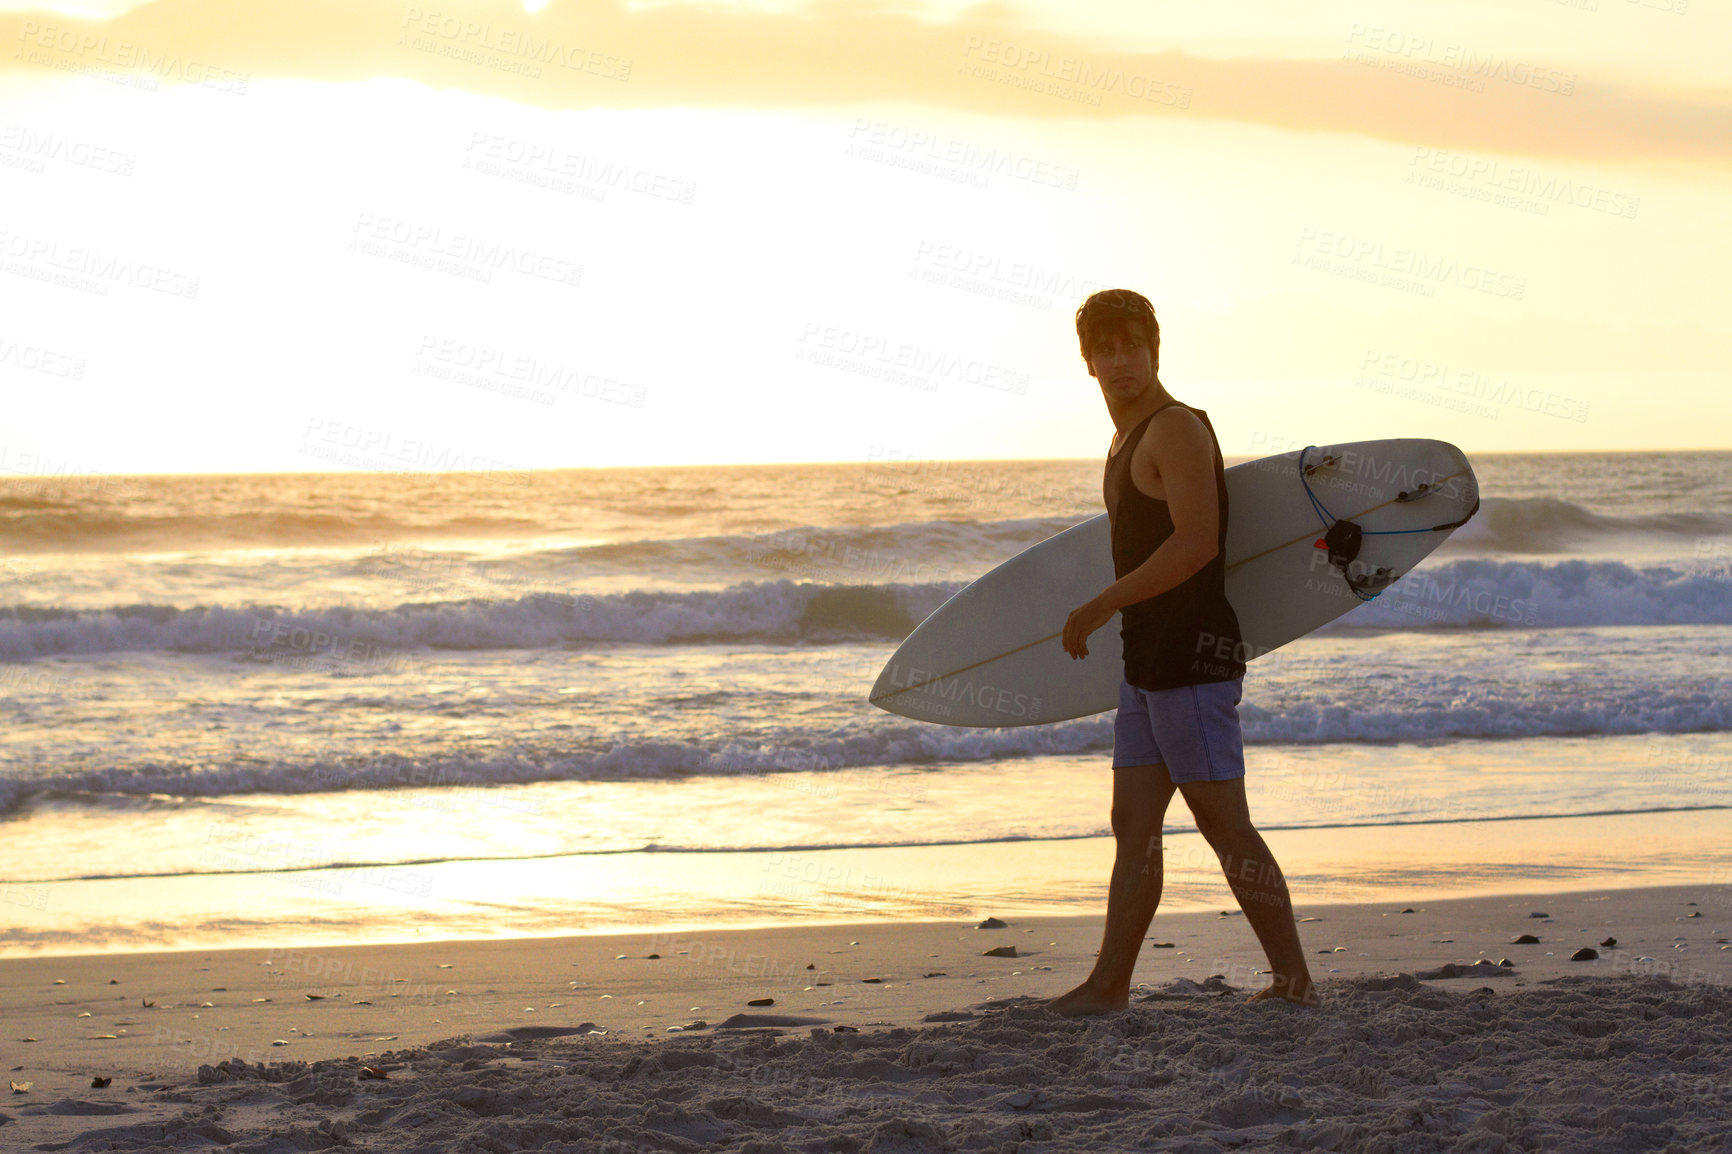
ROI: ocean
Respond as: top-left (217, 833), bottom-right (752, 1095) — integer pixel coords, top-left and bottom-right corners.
top-left (2, 451), bottom-right (1730, 956)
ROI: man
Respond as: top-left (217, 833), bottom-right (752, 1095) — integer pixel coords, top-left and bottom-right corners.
top-left (1044, 288), bottom-right (1319, 1014)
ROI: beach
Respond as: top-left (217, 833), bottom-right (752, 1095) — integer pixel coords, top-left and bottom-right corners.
top-left (4, 882), bottom-right (1731, 1150)
top-left (2, 0), bottom-right (1725, 1142)
top-left (1, 455), bottom-right (1730, 1148)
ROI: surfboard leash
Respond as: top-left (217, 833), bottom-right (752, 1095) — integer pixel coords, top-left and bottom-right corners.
top-left (1298, 445), bottom-right (1480, 602)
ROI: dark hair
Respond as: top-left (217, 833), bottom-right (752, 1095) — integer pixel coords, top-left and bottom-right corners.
top-left (1075, 289), bottom-right (1159, 369)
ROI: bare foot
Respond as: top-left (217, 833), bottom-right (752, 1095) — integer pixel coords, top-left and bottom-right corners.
top-left (1044, 980), bottom-right (1129, 1017)
top-left (1247, 975), bottom-right (1322, 1008)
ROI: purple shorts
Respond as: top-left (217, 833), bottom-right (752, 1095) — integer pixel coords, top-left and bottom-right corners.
top-left (1111, 676), bottom-right (1246, 782)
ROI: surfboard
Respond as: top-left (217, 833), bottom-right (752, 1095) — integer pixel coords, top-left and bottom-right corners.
top-left (869, 438), bottom-right (1479, 727)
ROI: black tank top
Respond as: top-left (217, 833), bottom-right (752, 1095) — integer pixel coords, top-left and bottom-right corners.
top-left (1103, 401), bottom-right (1246, 691)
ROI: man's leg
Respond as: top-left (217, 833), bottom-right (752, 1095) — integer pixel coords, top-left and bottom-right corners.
top-left (1045, 763), bottom-right (1177, 1016)
top-left (1179, 777), bottom-right (1319, 1006)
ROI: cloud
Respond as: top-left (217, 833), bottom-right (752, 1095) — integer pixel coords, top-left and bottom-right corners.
top-left (3, 0), bottom-right (1726, 168)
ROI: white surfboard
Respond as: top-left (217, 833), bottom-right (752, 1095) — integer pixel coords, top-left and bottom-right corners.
top-left (869, 439), bottom-right (1478, 727)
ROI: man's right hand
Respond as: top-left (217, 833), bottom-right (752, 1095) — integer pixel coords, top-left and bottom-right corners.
top-left (1062, 595), bottom-right (1116, 659)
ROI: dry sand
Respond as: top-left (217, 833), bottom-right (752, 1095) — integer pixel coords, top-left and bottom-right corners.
top-left (3, 883), bottom-right (1730, 1151)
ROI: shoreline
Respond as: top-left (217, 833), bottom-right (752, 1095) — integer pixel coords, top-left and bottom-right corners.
top-left (6, 806), bottom-right (1729, 960)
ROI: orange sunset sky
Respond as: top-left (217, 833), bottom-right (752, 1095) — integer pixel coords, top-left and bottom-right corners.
top-left (1, 0), bottom-right (1728, 473)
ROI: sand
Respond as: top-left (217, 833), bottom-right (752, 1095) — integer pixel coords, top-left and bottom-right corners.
top-left (3, 882), bottom-right (1730, 1151)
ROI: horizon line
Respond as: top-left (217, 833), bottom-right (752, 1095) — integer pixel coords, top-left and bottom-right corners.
top-left (2, 445), bottom-right (1729, 482)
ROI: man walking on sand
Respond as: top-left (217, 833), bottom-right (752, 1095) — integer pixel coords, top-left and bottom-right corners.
top-left (1044, 289), bottom-right (1319, 1014)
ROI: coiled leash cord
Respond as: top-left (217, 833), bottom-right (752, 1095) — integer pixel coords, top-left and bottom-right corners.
top-left (1298, 445), bottom-right (1481, 602)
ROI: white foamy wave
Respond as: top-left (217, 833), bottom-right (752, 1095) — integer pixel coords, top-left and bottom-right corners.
top-left (0, 581), bottom-right (963, 659)
top-left (527, 516), bottom-right (1080, 583)
top-left (5, 673), bottom-right (1732, 814)
top-left (0, 716), bottom-right (1118, 813)
top-left (1240, 691), bottom-right (1732, 744)
top-left (1443, 496), bottom-right (1732, 554)
top-left (4, 557), bottom-right (1727, 659)
top-left (1331, 558), bottom-right (1732, 630)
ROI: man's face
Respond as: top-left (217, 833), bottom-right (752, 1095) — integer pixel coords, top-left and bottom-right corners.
top-left (1085, 326), bottom-right (1154, 405)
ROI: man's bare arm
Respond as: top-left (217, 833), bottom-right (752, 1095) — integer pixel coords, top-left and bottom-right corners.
top-left (1062, 410), bottom-right (1220, 659)
top-left (1100, 410), bottom-right (1220, 611)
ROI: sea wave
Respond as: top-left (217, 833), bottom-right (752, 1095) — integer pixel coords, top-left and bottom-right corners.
top-left (1334, 558), bottom-right (1732, 630)
top-left (2, 555), bottom-right (1729, 658)
top-left (1444, 496), bottom-right (1732, 554)
top-left (0, 716), bottom-right (1113, 814)
top-left (0, 581), bottom-right (959, 659)
top-left (0, 508), bottom-right (550, 552)
top-left (516, 516), bottom-right (1078, 582)
top-left (3, 679), bottom-right (1730, 814)
top-left (7, 483), bottom-right (1729, 565)
top-left (448, 498), bottom-right (1732, 574)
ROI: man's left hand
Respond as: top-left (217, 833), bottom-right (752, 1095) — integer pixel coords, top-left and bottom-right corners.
top-left (1061, 596), bottom-right (1116, 659)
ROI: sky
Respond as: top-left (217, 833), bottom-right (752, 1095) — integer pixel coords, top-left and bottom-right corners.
top-left (0, 0), bottom-right (1727, 475)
